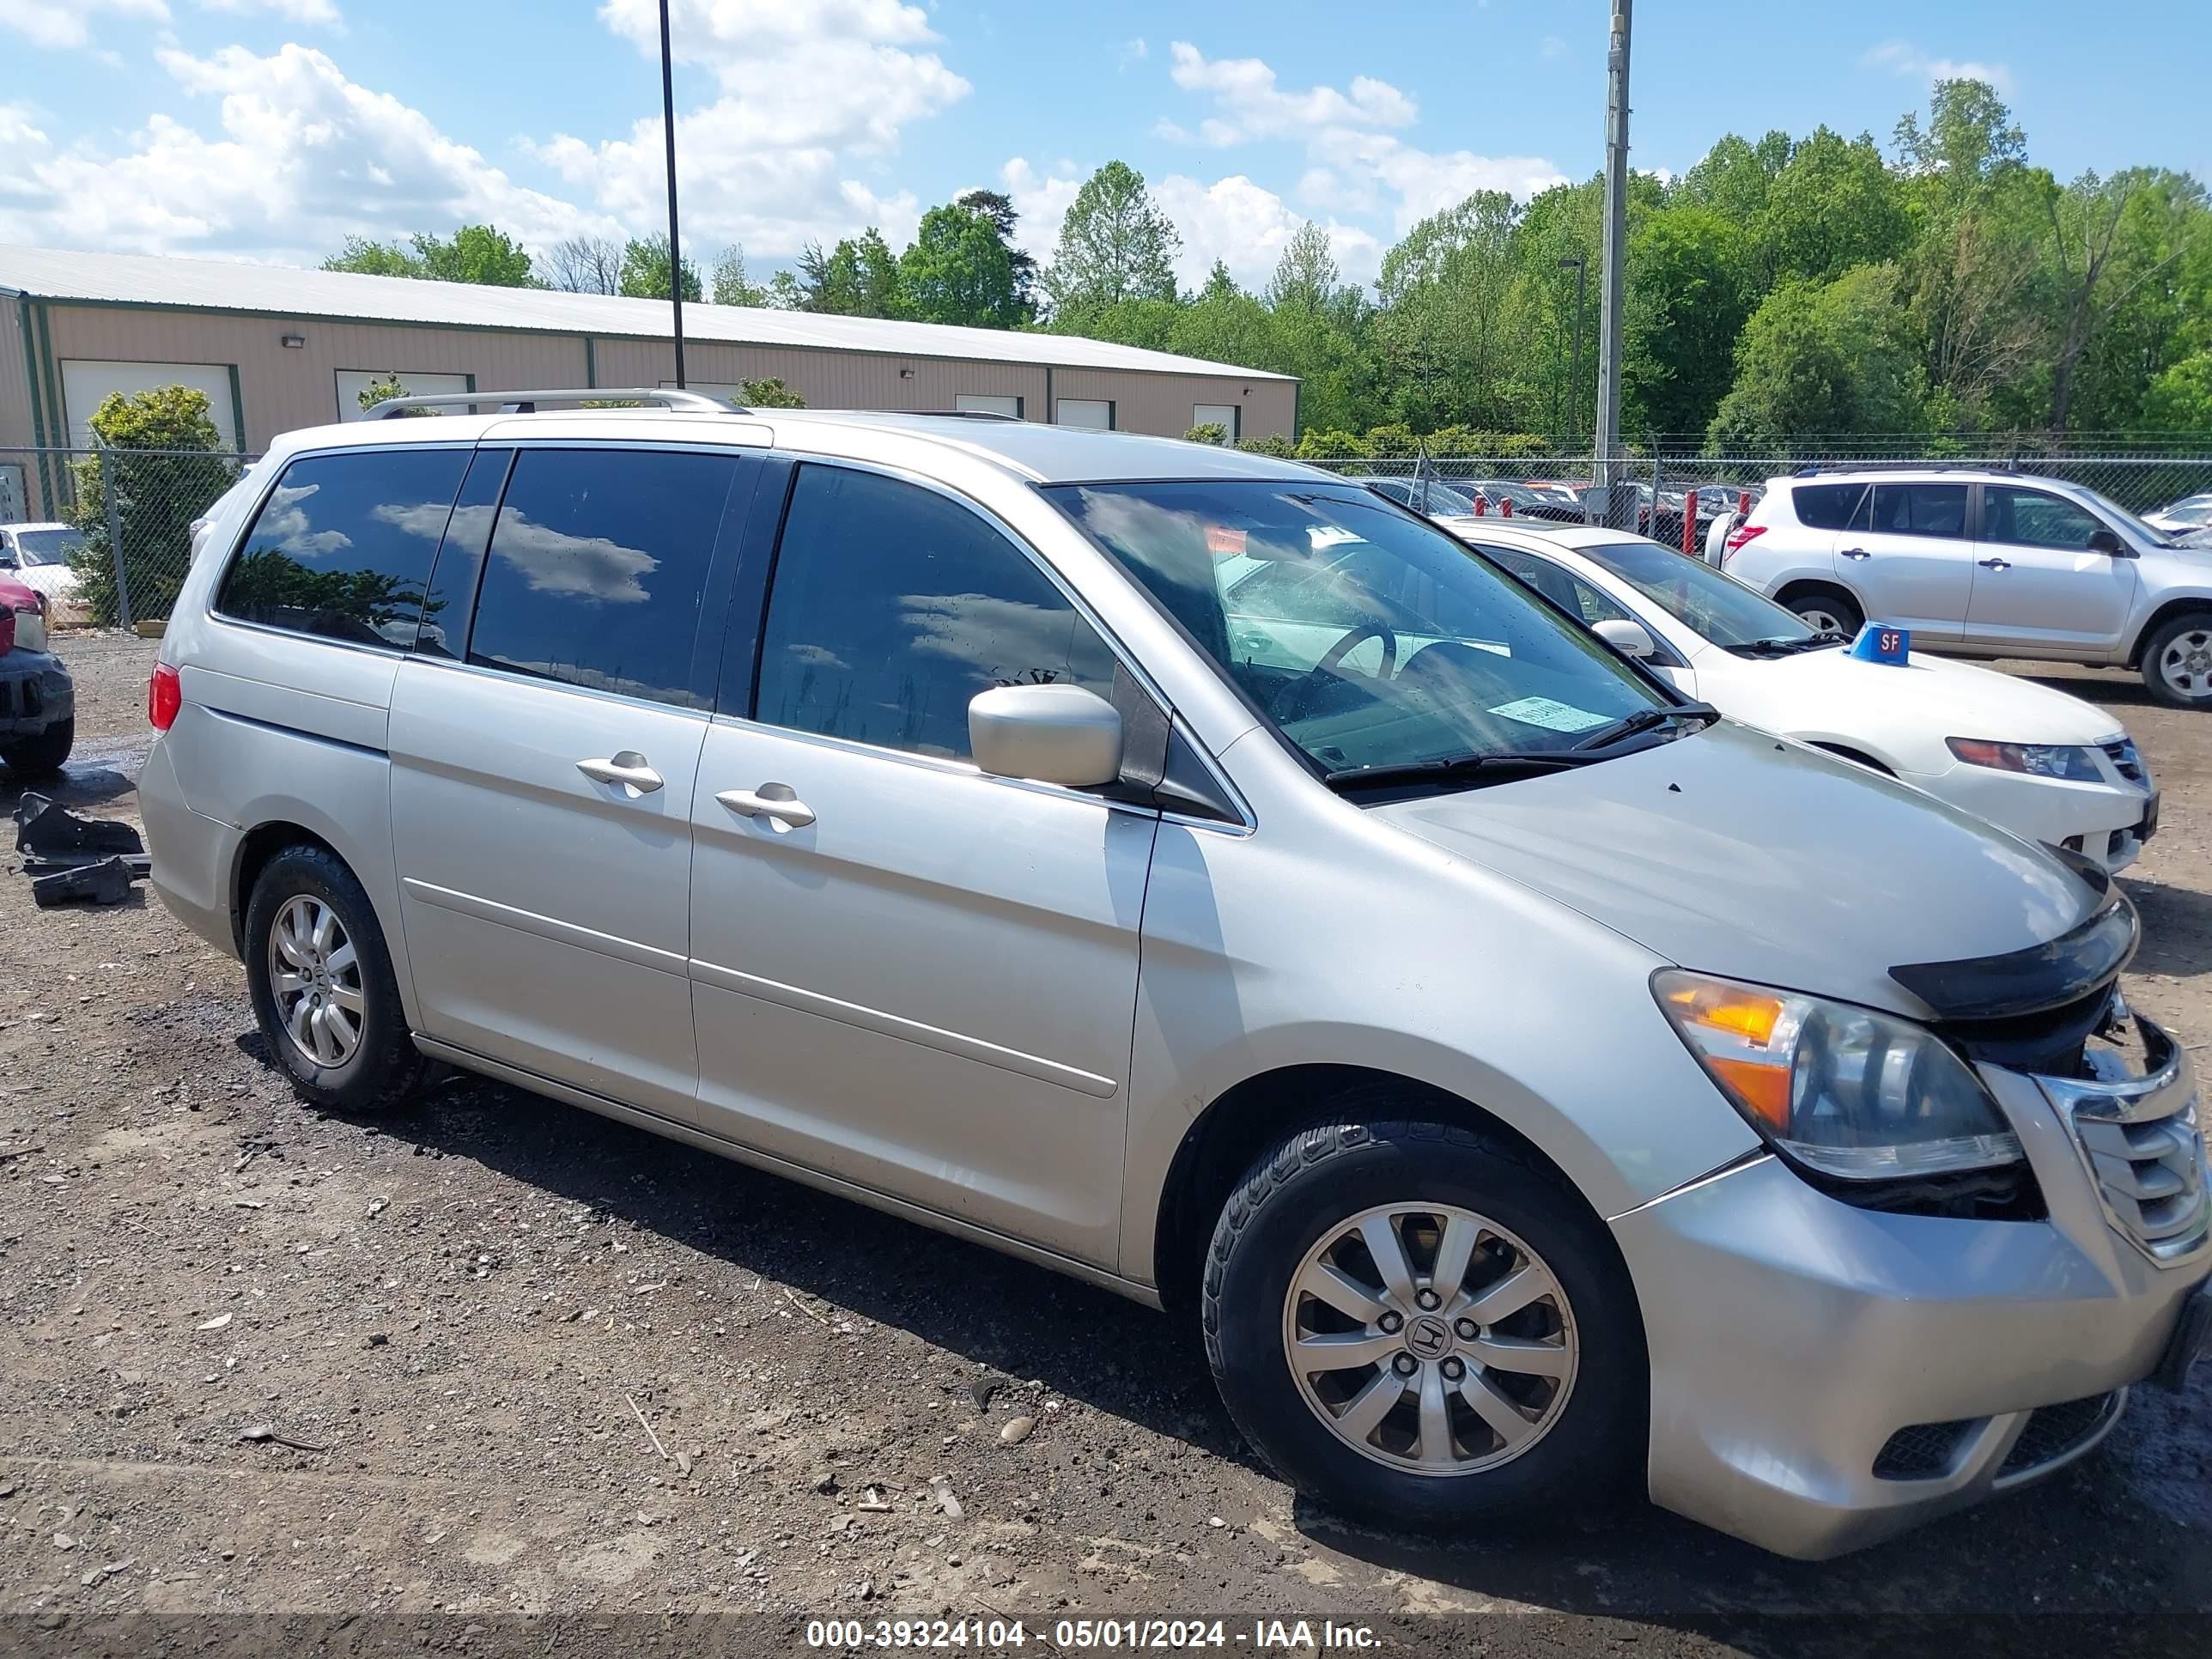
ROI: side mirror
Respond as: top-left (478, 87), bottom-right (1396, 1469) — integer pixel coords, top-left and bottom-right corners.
top-left (968, 684), bottom-right (1124, 788)
top-left (1593, 617), bottom-right (1657, 659)
top-left (2087, 526), bottom-right (2130, 557)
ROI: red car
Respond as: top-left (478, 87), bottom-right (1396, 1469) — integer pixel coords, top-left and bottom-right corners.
top-left (0, 570), bottom-right (74, 776)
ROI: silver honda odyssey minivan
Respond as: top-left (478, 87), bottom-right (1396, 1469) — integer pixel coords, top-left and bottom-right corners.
top-left (142, 392), bottom-right (2210, 1559)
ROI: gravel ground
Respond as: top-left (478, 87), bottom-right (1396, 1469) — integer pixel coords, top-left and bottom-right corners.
top-left (2, 635), bottom-right (2208, 1656)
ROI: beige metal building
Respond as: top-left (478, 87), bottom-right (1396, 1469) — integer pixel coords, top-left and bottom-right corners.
top-left (0, 245), bottom-right (1297, 514)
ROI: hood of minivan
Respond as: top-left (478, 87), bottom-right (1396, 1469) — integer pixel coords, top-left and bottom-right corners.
top-left (1372, 719), bottom-right (2100, 1016)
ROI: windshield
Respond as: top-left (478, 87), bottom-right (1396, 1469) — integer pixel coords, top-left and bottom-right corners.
top-left (11, 528), bottom-right (80, 564)
top-left (1574, 539), bottom-right (1826, 651)
top-left (2057, 481), bottom-right (2184, 547)
top-left (1045, 481), bottom-right (1673, 779)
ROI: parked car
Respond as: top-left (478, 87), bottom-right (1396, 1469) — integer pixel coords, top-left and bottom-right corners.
top-left (2143, 491), bottom-right (2212, 538)
top-left (0, 521), bottom-right (87, 623)
top-left (1724, 468), bottom-right (2212, 708)
top-left (0, 569), bottom-right (74, 775)
top-left (143, 395), bottom-right (2209, 1560)
top-left (1468, 524), bottom-right (2159, 872)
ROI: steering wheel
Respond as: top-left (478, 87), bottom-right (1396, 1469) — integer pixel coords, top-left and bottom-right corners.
top-left (1273, 621), bottom-right (1399, 721)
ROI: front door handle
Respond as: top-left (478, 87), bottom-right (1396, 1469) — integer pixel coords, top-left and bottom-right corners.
top-left (718, 783), bottom-right (817, 829)
top-left (1978, 556), bottom-right (2012, 570)
top-left (576, 752), bottom-right (664, 794)
top-left (1840, 546), bottom-right (1872, 560)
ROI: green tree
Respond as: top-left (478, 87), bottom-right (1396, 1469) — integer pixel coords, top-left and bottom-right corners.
top-left (323, 225), bottom-right (543, 287)
top-left (355, 372), bottom-right (434, 416)
top-left (899, 204), bottom-right (1021, 327)
top-left (1707, 264), bottom-right (1928, 451)
top-left (797, 230), bottom-right (904, 317)
top-left (1754, 127), bottom-right (1910, 284)
top-left (955, 188), bottom-right (1039, 319)
top-left (738, 377), bottom-right (806, 408)
top-left (1041, 161), bottom-right (1181, 317)
top-left (65, 386), bottom-right (234, 625)
top-left (710, 244), bottom-right (769, 307)
top-left (619, 234), bottom-right (703, 302)
top-left (1622, 204), bottom-right (1754, 438)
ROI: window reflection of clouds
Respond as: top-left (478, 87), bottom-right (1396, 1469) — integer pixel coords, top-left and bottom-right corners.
top-left (896, 590), bottom-right (1086, 684)
top-left (253, 481), bottom-right (353, 557)
top-left (485, 510), bottom-right (659, 605)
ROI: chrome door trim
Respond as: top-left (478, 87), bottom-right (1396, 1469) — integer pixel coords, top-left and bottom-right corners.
top-left (410, 1033), bottom-right (1163, 1309)
top-left (402, 877), bottom-right (690, 978)
top-left (686, 953), bottom-right (1121, 1099)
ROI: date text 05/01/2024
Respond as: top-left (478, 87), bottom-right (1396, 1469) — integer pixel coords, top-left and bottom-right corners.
top-left (805, 1618), bottom-right (1382, 1650)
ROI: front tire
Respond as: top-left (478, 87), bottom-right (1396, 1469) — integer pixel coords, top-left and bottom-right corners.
top-left (1202, 1118), bottom-right (1644, 1531)
top-left (244, 845), bottom-right (425, 1113)
top-left (2141, 611), bottom-right (2212, 708)
top-left (0, 716), bottom-right (73, 778)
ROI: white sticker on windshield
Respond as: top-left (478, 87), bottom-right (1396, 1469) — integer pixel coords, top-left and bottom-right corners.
top-left (1488, 696), bottom-right (1613, 733)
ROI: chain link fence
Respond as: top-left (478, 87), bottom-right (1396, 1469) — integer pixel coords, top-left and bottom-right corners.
top-left (1304, 452), bottom-right (2212, 554)
top-left (1, 445), bottom-right (259, 629)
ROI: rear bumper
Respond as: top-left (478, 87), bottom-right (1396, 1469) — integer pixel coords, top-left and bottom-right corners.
top-left (0, 650), bottom-right (73, 738)
top-left (139, 735), bottom-right (241, 956)
top-left (1616, 1031), bottom-right (2209, 1559)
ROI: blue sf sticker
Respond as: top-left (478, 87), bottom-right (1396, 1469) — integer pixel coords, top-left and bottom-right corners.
top-left (1848, 623), bottom-right (1911, 665)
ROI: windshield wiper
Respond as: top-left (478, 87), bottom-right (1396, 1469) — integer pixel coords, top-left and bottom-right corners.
top-left (1323, 750), bottom-right (1590, 794)
top-left (1571, 702), bottom-right (1720, 751)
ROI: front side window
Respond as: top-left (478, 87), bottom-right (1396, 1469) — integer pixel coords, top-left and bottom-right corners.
top-left (1983, 486), bottom-right (2107, 551)
top-left (1870, 483), bottom-right (1968, 539)
top-left (216, 447), bottom-right (470, 647)
top-left (466, 447), bottom-right (740, 709)
top-left (1572, 539), bottom-right (1824, 651)
top-left (1047, 481), bottom-right (1670, 779)
top-left (756, 465), bottom-right (1118, 761)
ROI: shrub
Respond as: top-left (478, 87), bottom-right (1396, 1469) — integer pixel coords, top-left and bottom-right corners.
top-left (1295, 428), bottom-right (1370, 460)
top-left (66, 386), bottom-right (237, 627)
top-left (1233, 432), bottom-right (1298, 458)
top-left (1182, 422), bottom-right (1229, 446)
top-left (738, 377), bottom-right (806, 409)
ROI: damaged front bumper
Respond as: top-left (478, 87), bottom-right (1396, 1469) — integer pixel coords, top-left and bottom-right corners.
top-left (0, 648), bottom-right (73, 738)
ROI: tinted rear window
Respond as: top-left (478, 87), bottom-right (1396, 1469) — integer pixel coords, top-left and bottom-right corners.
top-left (1790, 482), bottom-right (1866, 531)
top-left (216, 448), bottom-right (471, 647)
top-left (465, 447), bottom-right (740, 709)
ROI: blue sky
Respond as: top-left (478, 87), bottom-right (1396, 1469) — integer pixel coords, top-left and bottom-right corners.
top-left (0, 0), bottom-right (2204, 293)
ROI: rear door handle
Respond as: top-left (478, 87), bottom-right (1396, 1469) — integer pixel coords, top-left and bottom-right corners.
top-left (1978, 557), bottom-right (2012, 571)
top-left (718, 784), bottom-right (817, 829)
top-left (576, 752), bottom-right (664, 794)
top-left (1840, 546), bottom-right (1872, 560)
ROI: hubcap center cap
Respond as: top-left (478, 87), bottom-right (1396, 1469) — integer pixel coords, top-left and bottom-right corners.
top-left (1404, 1315), bottom-right (1455, 1361)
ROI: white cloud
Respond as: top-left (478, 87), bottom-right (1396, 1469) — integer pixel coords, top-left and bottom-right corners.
top-left (1309, 128), bottom-right (1568, 234)
top-left (0, 0), bottom-right (167, 50)
top-left (0, 45), bottom-right (609, 259)
top-left (199, 0), bottom-right (342, 25)
top-left (1863, 40), bottom-right (2015, 97)
top-left (1164, 41), bottom-right (1416, 144)
top-left (1152, 173), bottom-right (1382, 290)
top-left (1000, 155), bottom-right (1083, 264)
top-left (534, 0), bottom-right (969, 256)
top-left (1539, 35), bottom-right (1566, 60)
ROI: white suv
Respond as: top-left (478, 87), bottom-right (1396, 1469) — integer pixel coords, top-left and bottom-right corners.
top-left (1724, 468), bottom-right (2212, 708)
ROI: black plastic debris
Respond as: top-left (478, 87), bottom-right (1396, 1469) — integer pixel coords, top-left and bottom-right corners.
top-left (13, 793), bottom-right (150, 878)
top-left (30, 855), bottom-right (138, 908)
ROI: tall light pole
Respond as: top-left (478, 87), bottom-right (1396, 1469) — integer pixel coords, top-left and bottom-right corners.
top-left (658, 0), bottom-right (687, 389)
top-left (1594, 0), bottom-right (1632, 523)
top-left (1558, 256), bottom-right (1587, 449)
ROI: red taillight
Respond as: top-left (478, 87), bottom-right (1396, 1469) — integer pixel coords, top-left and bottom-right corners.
top-left (1723, 523), bottom-right (1767, 559)
top-left (149, 661), bottom-right (182, 731)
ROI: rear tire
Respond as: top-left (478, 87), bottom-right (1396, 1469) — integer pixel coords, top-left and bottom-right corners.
top-left (1202, 1117), bottom-right (1644, 1532)
top-left (1782, 585), bottom-right (1863, 639)
top-left (2140, 611), bottom-right (2212, 708)
top-left (244, 844), bottom-right (425, 1114)
top-left (0, 716), bottom-right (73, 778)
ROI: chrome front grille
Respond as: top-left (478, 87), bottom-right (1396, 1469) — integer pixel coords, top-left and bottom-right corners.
top-left (2041, 1016), bottom-right (2210, 1265)
top-left (2103, 739), bottom-right (2145, 785)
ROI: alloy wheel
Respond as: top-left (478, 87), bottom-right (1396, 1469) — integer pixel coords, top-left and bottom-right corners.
top-left (268, 894), bottom-right (364, 1068)
top-left (2159, 629), bottom-right (2212, 701)
top-left (1798, 605), bottom-right (1849, 636)
top-left (1281, 1202), bottom-right (1577, 1477)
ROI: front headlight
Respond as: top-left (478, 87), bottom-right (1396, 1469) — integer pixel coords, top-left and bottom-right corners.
top-left (1946, 738), bottom-right (2102, 782)
top-left (11, 604), bottom-right (45, 654)
top-left (1653, 969), bottom-right (2021, 1179)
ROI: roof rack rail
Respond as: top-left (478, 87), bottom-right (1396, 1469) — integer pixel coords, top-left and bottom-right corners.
top-left (900, 408), bottom-right (1024, 421)
top-left (369, 387), bottom-right (735, 420)
top-left (1790, 459), bottom-right (2026, 477)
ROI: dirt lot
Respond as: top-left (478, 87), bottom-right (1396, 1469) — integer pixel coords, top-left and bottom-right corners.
top-left (2, 635), bottom-right (2208, 1656)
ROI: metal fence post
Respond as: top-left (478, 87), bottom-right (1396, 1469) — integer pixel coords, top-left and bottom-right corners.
top-left (98, 439), bottom-right (134, 632)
